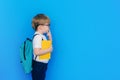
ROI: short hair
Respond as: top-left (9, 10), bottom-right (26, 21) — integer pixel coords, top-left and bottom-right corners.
top-left (32, 14), bottom-right (50, 31)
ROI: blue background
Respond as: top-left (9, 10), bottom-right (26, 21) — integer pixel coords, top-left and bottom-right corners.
top-left (0, 0), bottom-right (120, 80)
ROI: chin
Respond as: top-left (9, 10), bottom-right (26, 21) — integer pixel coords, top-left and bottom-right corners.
top-left (43, 31), bottom-right (47, 34)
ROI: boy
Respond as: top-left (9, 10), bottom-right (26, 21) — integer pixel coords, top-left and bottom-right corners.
top-left (31, 14), bottom-right (53, 80)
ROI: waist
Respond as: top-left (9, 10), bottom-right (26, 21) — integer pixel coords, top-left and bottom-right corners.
top-left (32, 60), bottom-right (48, 65)
top-left (33, 58), bottom-right (49, 63)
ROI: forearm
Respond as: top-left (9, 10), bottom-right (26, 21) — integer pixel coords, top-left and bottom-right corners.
top-left (47, 30), bottom-right (52, 41)
top-left (34, 48), bottom-right (50, 56)
top-left (48, 35), bottom-right (52, 41)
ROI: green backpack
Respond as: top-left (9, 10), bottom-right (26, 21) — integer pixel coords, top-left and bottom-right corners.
top-left (20, 34), bottom-right (38, 74)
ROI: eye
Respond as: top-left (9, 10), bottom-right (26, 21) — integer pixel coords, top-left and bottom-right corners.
top-left (48, 24), bottom-right (50, 26)
top-left (46, 24), bottom-right (50, 26)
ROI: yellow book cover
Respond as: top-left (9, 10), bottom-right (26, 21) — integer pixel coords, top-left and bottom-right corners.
top-left (39, 40), bottom-right (52, 60)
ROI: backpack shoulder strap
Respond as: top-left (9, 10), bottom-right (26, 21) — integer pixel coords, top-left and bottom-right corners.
top-left (32, 34), bottom-right (44, 40)
top-left (33, 34), bottom-right (39, 39)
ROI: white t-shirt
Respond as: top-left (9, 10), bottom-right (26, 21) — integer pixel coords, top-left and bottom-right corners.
top-left (32, 31), bottom-right (49, 63)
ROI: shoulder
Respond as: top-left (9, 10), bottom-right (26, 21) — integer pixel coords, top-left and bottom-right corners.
top-left (33, 34), bottom-right (42, 42)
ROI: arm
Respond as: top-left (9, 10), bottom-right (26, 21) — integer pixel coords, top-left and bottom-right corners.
top-left (34, 47), bottom-right (52, 56)
top-left (33, 34), bottom-right (52, 56)
top-left (47, 30), bottom-right (52, 41)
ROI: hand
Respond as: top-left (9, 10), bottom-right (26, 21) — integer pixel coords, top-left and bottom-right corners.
top-left (48, 46), bottom-right (53, 53)
top-left (47, 30), bottom-right (52, 40)
top-left (47, 30), bottom-right (52, 37)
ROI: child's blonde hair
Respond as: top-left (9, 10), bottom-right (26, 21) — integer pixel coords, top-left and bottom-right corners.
top-left (32, 14), bottom-right (50, 31)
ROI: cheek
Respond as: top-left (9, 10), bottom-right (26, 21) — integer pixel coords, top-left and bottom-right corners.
top-left (46, 27), bottom-right (49, 31)
top-left (44, 27), bottom-right (48, 32)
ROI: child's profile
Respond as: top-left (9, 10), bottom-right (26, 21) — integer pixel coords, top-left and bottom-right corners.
top-left (31, 14), bottom-right (53, 80)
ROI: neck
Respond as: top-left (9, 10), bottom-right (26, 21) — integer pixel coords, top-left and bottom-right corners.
top-left (37, 30), bottom-right (44, 34)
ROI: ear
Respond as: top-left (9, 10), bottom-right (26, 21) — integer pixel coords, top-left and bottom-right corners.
top-left (38, 25), bottom-right (42, 29)
top-left (38, 25), bottom-right (45, 31)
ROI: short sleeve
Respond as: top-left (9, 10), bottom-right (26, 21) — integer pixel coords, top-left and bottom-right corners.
top-left (33, 35), bottom-right (42, 49)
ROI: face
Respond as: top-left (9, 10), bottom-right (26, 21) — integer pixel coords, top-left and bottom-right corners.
top-left (41, 23), bottom-right (50, 33)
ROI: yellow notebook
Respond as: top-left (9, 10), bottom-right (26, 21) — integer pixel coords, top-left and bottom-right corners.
top-left (39, 40), bottom-right (52, 60)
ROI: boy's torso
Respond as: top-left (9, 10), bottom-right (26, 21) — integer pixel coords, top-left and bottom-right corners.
top-left (33, 31), bottom-right (49, 63)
